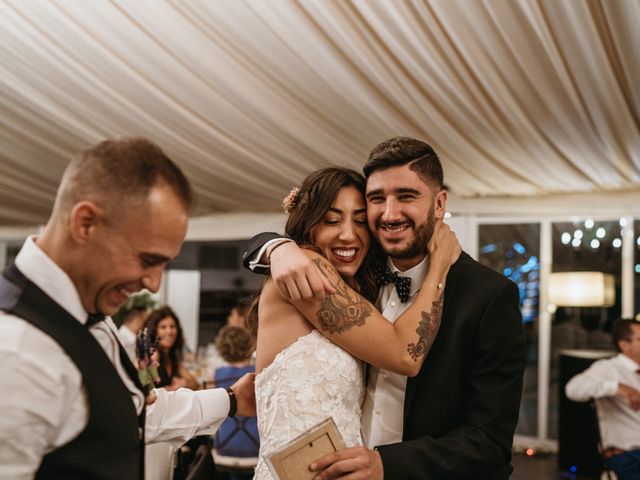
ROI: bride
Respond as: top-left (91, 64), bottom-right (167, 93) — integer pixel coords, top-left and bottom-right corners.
top-left (249, 167), bottom-right (459, 479)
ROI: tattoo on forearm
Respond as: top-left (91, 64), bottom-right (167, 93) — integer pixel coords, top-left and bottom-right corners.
top-left (313, 258), bottom-right (373, 334)
top-left (407, 293), bottom-right (444, 361)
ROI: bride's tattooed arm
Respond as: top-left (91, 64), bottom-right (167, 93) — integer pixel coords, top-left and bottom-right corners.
top-left (314, 256), bottom-right (444, 361)
top-left (313, 258), bottom-right (373, 334)
top-left (290, 251), bottom-right (450, 377)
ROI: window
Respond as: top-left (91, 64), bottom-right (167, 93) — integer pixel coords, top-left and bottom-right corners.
top-left (478, 223), bottom-right (540, 437)
top-left (548, 219), bottom-right (622, 438)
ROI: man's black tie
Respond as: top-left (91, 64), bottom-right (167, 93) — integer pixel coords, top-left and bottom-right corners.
top-left (374, 263), bottom-right (412, 303)
top-left (86, 312), bottom-right (106, 328)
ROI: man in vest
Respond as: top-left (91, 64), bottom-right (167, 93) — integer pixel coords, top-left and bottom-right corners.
top-left (0, 138), bottom-right (255, 479)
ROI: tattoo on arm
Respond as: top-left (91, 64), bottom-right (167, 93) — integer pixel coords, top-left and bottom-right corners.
top-left (407, 292), bottom-right (444, 361)
top-left (313, 258), bottom-right (373, 334)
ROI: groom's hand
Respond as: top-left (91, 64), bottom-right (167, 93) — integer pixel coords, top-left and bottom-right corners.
top-left (270, 242), bottom-right (335, 300)
top-left (310, 446), bottom-right (383, 479)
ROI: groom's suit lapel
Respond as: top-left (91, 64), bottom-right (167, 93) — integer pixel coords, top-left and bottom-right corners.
top-left (402, 253), bottom-right (464, 427)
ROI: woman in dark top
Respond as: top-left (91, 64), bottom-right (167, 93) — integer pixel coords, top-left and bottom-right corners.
top-left (146, 306), bottom-right (200, 390)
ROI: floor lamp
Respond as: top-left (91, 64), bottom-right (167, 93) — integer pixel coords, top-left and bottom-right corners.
top-left (548, 272), bottom-right (615, 309)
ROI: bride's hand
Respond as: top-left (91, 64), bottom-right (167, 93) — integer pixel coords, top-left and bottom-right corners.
top-left (427, 219), bottom-right (462, 274)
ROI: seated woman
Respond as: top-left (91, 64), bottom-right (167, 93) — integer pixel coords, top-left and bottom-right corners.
top-left (146, 306), bottom-right (200, 391)
top-left (249, 167), bottom-right (460, 479)
top-left (212, 325), bottom-right (259, 480)
top-left (144, 306), bottom-right (203, 480)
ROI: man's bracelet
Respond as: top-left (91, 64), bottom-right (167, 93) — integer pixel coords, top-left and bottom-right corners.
top-left (226, 387), bottom-right (237, 417)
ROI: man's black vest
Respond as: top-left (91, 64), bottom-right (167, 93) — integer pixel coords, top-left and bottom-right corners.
top-left (0, 263), bottom-right (145, 479)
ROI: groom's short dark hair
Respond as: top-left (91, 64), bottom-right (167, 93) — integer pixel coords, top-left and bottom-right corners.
top-left (363, 136), bottom-right (444, 189)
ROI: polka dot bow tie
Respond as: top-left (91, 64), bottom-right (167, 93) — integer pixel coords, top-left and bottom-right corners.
top-left (374, 263), bottom-right (412, 303)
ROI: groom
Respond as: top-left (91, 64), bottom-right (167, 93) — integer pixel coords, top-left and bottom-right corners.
top-left (243, 137), bottom-right (525, 479)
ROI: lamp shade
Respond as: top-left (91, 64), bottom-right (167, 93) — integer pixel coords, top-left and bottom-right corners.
top-left (548, 272), bottom-right (615, 307)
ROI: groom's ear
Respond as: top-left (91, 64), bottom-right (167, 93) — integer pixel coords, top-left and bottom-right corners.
top-left (434, 190), bottom-right (447, 219)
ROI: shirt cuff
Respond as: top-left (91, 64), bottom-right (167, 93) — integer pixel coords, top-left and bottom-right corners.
top-left (248, 238), bottom-right (293, 271)
top-left (194, 388), bottom-right (230, 431)
top-left (603, 379), bottom-right (620, 396)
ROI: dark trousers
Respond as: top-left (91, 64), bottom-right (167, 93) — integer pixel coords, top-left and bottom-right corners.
top-left (609, 450), bottom-right (640, 480)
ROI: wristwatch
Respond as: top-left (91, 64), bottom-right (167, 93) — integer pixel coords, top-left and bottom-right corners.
top-left (226, 387), bottom-right (237, 417)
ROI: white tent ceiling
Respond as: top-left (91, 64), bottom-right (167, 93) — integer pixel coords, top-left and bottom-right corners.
top-left (1, 0), bottom-right (639, 232)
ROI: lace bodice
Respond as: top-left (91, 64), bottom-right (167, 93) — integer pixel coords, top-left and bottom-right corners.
top-left (253, 330), bottom-right (364, 479)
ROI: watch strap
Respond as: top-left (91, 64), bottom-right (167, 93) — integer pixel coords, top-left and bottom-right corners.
top-left (225, 387), bottom-right (237, 417)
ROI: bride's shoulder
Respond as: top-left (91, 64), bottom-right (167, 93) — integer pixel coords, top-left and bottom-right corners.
top-left (261, 276), bottom-right (279, 299)
top-left (260, 276), bottom-right (299, 306)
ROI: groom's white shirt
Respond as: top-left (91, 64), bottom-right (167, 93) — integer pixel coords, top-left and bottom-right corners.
top-left (361, 256), bottom-right (429, 448)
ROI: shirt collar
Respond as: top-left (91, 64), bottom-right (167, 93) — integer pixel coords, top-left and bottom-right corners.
top-left (387, 255), bottom-right (429, 298)
top-left (618, 353), bottom-right (640, 371)
top-left (14, 236), bottom-right (90, 325)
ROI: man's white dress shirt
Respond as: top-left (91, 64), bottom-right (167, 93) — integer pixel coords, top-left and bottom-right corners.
top-left (565, 353), bottom-right (640, 450)
top-left (361, 256), bottom-right (429, 448)
top-left (0, 237), bottom-right (229, 479)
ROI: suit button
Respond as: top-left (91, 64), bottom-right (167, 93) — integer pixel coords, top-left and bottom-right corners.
top-left (390, 301), bottom-right (396, 307)
top-left (138, 427), bottom-right (144, 440)
top-left (375, 409), bottom-right (382, 415)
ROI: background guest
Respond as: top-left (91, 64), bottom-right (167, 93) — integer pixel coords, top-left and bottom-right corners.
top-left (213, 325), bottom-right (259, 480)
top-left (226, 295), bottom-right (254, 328)
top-left (117, 291), bottom-right (156, 363)
top-left (147, 305), bottom-right (200, 391)
top-left (566, 318), bottom-right (640, 480)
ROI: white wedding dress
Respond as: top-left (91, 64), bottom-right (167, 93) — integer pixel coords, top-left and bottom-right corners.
top-left (253, 329), bottom-right (365, 479)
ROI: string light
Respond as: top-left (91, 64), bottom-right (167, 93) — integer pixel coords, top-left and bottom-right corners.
top-left (559, 220), bottom-right (626, 251)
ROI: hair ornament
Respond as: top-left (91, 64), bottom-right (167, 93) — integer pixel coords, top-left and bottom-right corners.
top-left (282, 186), bottom-right (300, 214)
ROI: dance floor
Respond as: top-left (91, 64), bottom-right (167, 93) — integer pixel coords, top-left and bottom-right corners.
top-left (511, 452), bottom-right (604, 480)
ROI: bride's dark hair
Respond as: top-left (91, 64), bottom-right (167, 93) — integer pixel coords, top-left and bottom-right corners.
top-left (247, 167), bottom-right (381, 332)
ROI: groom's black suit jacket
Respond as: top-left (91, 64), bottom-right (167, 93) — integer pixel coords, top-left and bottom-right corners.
top-left (242, 234), bottom-right (526, 480)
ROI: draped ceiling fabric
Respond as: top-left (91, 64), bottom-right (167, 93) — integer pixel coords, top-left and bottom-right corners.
top-left (1, 0), bottom-right (639, 233)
